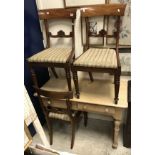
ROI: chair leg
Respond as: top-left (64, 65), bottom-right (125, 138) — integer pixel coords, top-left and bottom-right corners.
top-left (51, 67), bottom-right (58, 79)
top-left (72, 69), bottom-right (80, 98)
top-left (70, 120), bottom-right (76, 149)
top-left (65, 67), bottom-right (72, 91)
top-left (83, 112), bottom-right (88, 127)
top-left (88, 72), bottom-right (94, 82)
top-left (30, 67), bottom-right (39, 87)
top-left (114, 70), bottom-right (121, 104)
top-left (49, 120), bottom-right (53, 145)
top-left (46, 118), bottom-right (53, 145)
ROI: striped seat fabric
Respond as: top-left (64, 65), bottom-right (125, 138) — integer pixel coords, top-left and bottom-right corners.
top-left (74, 48), bottom-right (117, 68)
top-left (48, 112), bottom-right (75, 121)
top-left (28, 47), bottom-right (72, 63)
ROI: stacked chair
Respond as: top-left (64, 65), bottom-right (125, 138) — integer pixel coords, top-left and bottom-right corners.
top-left (27, 8), bottom-right (87, 149)
top-left (35, 87), bottom-right (82, 149)
top-left (71, 4), bottom-right (126, 104)
top-left (28, 8), bottom-right (76, 91)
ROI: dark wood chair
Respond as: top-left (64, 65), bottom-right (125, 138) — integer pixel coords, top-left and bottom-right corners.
top-left (27, 8), bottom-right (76, 91)
top-left (34, 87), bottom-right (85, 149)
top-left (71, 4), bottom-right (126, 104)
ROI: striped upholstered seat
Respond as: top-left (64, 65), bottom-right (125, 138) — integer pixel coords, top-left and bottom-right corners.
top-left (28, 47), bottom-right (72, 63)
top-left (41, 98), bottom-right (75, 122)
top-left (48, 112), bottom-right (76, 121)
top-left (74, 48), bottom-right (117, 68)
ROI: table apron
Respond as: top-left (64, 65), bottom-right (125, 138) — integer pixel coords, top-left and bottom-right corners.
top-left (52, 100), bottom-right (123, 120)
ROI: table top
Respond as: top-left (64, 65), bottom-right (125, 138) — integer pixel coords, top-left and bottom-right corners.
top-left (41, 78), bottom-right (128, 108)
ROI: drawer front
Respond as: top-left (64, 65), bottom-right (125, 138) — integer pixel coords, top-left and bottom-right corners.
top-left (52, 100), bottom-right (78, 109)
top-left (77, 103), bottom-right (115, 115)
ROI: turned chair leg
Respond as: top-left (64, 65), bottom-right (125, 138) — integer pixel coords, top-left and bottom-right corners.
top-left (65, 67), bottom-right (72, 91)
top-left (88, 72), bottom-right (94, 82)
top-left (72, 69), bottom-right (80, 98)
top-left (83, 112), bottom-right (88, 127)
top-left (114, 70), bottom-right (121, 104)
top-left (70, 120), bottom-right (75, 149)
top-left (51, 67), bottom-right (58, 79)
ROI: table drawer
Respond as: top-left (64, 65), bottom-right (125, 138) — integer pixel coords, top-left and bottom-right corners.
top-left (77, 103), bottom-right (115, 115)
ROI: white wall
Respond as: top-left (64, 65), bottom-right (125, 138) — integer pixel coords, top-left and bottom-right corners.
top-left (36, 0), bottom-right (64, 9)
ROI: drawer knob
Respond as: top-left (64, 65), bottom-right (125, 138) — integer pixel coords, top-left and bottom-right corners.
top-left (105, 108), bottom-right (109, 112)
top-left (83, 105), bottom-right (87, 109)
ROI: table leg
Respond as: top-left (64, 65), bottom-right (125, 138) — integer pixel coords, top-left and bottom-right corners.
top-left (112, 119), bottom-right (121, 149)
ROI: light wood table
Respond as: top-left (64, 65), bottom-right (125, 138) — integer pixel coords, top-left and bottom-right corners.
top-left (41, 78), bottom-right (128, 148)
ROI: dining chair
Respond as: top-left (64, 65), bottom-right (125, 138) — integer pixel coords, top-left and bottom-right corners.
top-left (27, 8), bottom-right (76, 91)
top-left (35, 87), bottom-right (85, 149)
top-left (71, 4), bottom-right (126, 104)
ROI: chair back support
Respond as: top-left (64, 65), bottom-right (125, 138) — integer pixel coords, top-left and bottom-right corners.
top-left (81, 4), bottom-right (126, 50)
top-left (81, 4), bottom-right (126, 17)
top-left (36, 87), bottom-right (73, 99)
top-left (38, 8), bottom-right (76, 48)
top-left (34, 86), bottom-right (73, 118)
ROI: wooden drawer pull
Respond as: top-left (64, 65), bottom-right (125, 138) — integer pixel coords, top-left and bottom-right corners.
top-left (83, 105), bottom-right (87, 109)
top-left (105, 108), bottom-right (109, 112)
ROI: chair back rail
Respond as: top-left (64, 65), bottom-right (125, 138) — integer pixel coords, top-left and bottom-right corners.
top-left (38, 8), bottom-right (76, 19)
top-left (34, 86), bottom-right (73, 99)
top-left (81, 4), bottom-right (126, 17)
